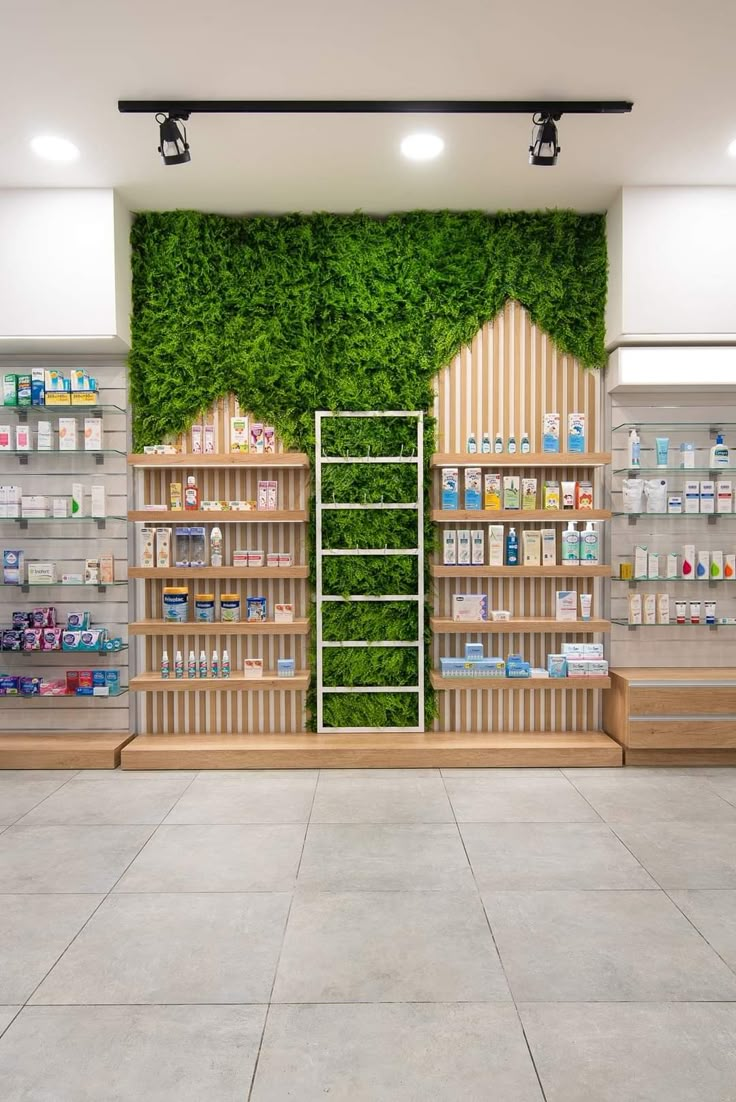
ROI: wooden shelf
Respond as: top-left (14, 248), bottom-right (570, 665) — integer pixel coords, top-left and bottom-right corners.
top-left (0, 733), bottom-right (133, 769)
top-left (130, 672), bottom-right (310, 692)
top-left (129, 618), bottom-right (309, 636)
top-left (128, 452), bottom-right (309, 469)
top-left (431, 452), bottom-right (611, 469)
top-left (431, 617), bottom-right (611, 634)
top-left (433, 509), bottom-right (611, 522)
top-left (129, 566), bottom-right (309, 580)
top-left (121, 729), bottom-right (621, 769)
top-left (431, 564), bottom-right (610, 578)
top-left (128, 510), bottom-right (306, 523)
top-left (431, 672), bottom-right (611, 690)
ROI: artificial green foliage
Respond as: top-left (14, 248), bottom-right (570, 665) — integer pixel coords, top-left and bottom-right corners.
top-left (323, 648), bottom-right (418, 688)
top-left (322, 510), bottom-right (418, 550)
top-left (130, 209), bottom-right (606, 729)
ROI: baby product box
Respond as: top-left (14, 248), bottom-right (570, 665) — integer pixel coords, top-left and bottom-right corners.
top-left (442, 530), bottom-right (457, 565)
top-left (555, 590), bottom-right (577, 622)
top-left (568, 412), bottom-right (585, 453)
top-left (230, 416), bottom-right (248, 452)
top-left (464, 467), bottom-right (482, 510)
top-left (457, 529), bottom-right (471, 565)
top-left (471, 529), bottom-right (485, 565)
top-left (484, 473), bottom-right (501, 510)
top-left (502, 476), bottom-right (520, 510)
top-left (3, 549), bottom-right (24, 584)
top-left (452, 594), bottom-right (488, 622)
top-left (441, 468), bottom-right (459, 510)
top-left (542, 412), bottom-right (560, 453)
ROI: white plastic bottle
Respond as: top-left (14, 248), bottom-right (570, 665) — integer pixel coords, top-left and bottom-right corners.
top-left (562, 521), bottom-right (581, 564)
top-left (581, 521), bottom-right (600, 564)
top-left (210, 525), bottom-right (223, 567)
top-left (467, 432), bottom-right (477, 454)
top-left (174, 650), bottom-right (183, 679)
top-left (507, 432), bottom-right (517, 454)
top-left (710, 433), bottom-right (730, 467)
top-left (211, 649), bottom-right (219, 678)
top-left (160, 650), bottom-right (170, 680)
top-left (520, 431), bottom-right (531, 454)
top-left (628, 428), bottom-right (641, 469)
top-left (199, 649), bottom-right (208, 678)
top-left (481, 432), bottom-right (491, 453)
top-left (493, 432), bottom-right (503, 454)
top-left (222, 649), bottom-right (231, 679)
top-left (187, 650), bottom-right (197, 678)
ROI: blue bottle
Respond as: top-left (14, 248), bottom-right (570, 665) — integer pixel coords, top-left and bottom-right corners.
top-left (506, 526), bottom-right (519, 566)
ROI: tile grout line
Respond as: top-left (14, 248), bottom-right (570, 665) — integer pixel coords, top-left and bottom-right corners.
top-left (3, 770), bottom-right (83, 830)
top-left (661, 887), bottom-right (736, 982)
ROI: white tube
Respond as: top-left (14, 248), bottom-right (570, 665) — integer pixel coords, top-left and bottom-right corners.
top-left (579, 593), bottom-right (592, 621)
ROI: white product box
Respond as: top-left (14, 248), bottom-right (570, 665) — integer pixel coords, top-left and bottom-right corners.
top-left (667, 495), bottom-right (683, 514)
top-left (542, 411), bottom-right (560, 452)
top-left (266, 552), bottom-right (280, 568)
top-left (582, 643), bottom-right (605, 658)
top-left (566, 659), bottom-right (588, 677)
top-left (58, 418), bottom-right (77, 451)
top-left (700, 480), bottom-right (715, 515)
top-left (21, 495), bottom-right (50, 518)
top-left (634, 544), bottom-right (648, 579)
top-left (3, 485), bottom-right (21, 518)
top-left (232, 549), bottom-right (249, 567)
top-left (191, 425), bottom-right (203, 453)
top-left (247, 550), bottom-right (265, 567)
top-left (100, 553), bottom-right (114, 584)
top-left (52, 498), bottom-right (70, 518)
top-left (84, 418), bottom-right (102, 451)
top-left (204, 425), bottom-right (215, 454)
top-left (62, 572), bottom-right (83, 585)
top-left (15, 424), bottom-right (31, 451)
top-left (274, 603), bottom-right (294, 623)
top-left (278, 553), bottom-right (293, 568)
top-left (471, 529), bottom-right (485, 566)
top-left (541, 528), bottom-right (556, 566)
top-left (717, 481), bottom-right (733, 514)
top-left (257, 480), bottom-right (278, 510)
top-left (156, 527), bottom-right (172, 569)
top-left (488, 525), bottom-right (504, 566)
top-left (71, 483), bottom-right (84, 517)
top-left (0, 426), bottom-right (11, 451)
top-left (84, 558), bottom-right (100, 585)
top-left (140, 528), bottom-right (155, 569)
top-left (555, 590), bottom-right (577, 622)
top-left (502, 475), bottom-right (520, 510)
top-left (655, 594), bottom-right (670, 625)
top-left (452, 594), bottom-right (488, 622)
top-left (666, 553), bottom-right (679, 579)
top-left (684, 480), bottom-right (700, 514)
top-left (37, 421), bottom-right (53, 451)
top-left (464, 467), bottom-right (482, 510)
top-left (647, 552), bottom-right (660, 580)
top-left (443, 530), bottom-right (457, 565)
top-left (243, 658), bottom-right (264, 678)
top-left (457, 529), bottom-right (471, 566)
top-left (0, 486), bottom-right (6, 518)
top-left (522, 530), bottom-right (541, 566)
top-left (586, 659), bottom-right (609, 677)
top-left (90, 485), bottom-right (106, 518)
top-left (28, 562), bottom-right (56, 585)
top-left (643, 592), bottom-right (657, 625)
top-left (696, 549), bottom-right (711, 580)
top-left (628, 592), bottom-right (642, 625)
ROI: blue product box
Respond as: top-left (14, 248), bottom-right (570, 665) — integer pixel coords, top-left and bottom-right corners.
top-left (66, 611), bottom-right (90, 630)
top-left (506, 653), bottom-right (531, 678)
top-left (464, 468), bottom-right (482, 511)
top-left (104, 670), bottom-right (121, 693)
top-left (19, 676), bottom-right (42, 695)
top-left (62, 632), bottom-right (82, 652)
top-left (547, 654), bottom-right (568, 678)
top-left (0, 675), bottom-right (20, 694)
top-left (277, 658), bottom-right (296, 677)
top-left (441, 468), bottom-right (459, 510)
top-left (3, 549), bottom-right (24, 585)
top-left (464, 642), bottom-right (484, 661)
top-left (246, 597), bottom-right (267, 622)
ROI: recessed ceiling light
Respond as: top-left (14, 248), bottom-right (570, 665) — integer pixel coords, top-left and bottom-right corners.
top-left (400, 132), bottom-right (444, 161)
top-left (728, 138), bottom-right (736, 158)
top-left (30, 135), bottom-right (80, 162)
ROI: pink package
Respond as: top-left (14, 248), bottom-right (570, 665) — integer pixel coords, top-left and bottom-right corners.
top-left (40, 627), bottom-right (63, 651)
top-left (250, 423), bottom-right (264, 452)
top-left (257, 480), bottom-right (278, 510)
top-left (22, 628), bottom-right (42, 651)
top-left (263, 426), bottom-right (275, 453)
top-left (40, 679), bottom-right (68, 696)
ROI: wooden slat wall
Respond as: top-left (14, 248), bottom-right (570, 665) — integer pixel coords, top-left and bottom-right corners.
top-left (431, 301), bottom-right (604, 732)
top-left (134, 395), bottom-right (309, 735)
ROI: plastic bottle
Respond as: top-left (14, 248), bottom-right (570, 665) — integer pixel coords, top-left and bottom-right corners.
top-left (580, 522), bottom-right (600, 564)
top-left (222, 649), bottom-right (231, 678)
top-left (211, 649), bottom-right (219, 678)
top-left (210, 526), bottom-right (223, 568)
top-left (467, 432), bottom-right (477, 454)
top-left (710, 433), bottom-right (730, 467)
top-left (507, 432), bottom-right (517, 454)
top-left (505, 526), bottom-right (519, 565)
top-left (520, 431), bottom-right (531, 454)
top-left (562, 521), bottom-right (581, 564)
top-left (187, 649), bottom-right (197, 678)
top-left (198, 649), bottom-right (208, 678)
top-left (481, 433), bottom-right (491, 453)
top-left (184, 475), bottom-right (199, 510)
top-left (174, 650), bottom-right (184, 679)
top-left (628, 428), bottom-right (641, 469)
top-left (493, 432), bottom-right (503, 454)
top-left (160, 650), bottom-right (170, 680)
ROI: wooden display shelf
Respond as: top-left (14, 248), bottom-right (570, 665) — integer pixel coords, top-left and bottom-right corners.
top-left (431, 452), bottom-right (611, 469)
top-left (431, 672), bottom-right (610, 690)
top-left (128, 509), bottom-right (307, 523)
top-left (129, 565), bottom-right (309, 580)
top-left (130, 671), bottom-right (310, 692)
top-left (431, 616), bottom-right (611, 634)
top-left (432, 509), bottom-right (611, 522)
top-left (121, 729), bottom-right (621, 769)
top-left (130, 618), bottom-right (309, 636)
top-left (0, 732), bottom-right (133, 769)
top-left (128, 452), bottom-right (309, 469)
top-left (431, 564), bottom-right (610, 578)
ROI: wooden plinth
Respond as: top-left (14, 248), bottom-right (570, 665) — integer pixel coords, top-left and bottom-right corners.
top-left (121, 730), bottom-right (622, 769)
top-left (0, 733), bottom-right (134, 769)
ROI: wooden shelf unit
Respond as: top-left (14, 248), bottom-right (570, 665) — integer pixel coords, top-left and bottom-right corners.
top-left (129, 566), bottom-right (308, 580)
top-left (128, 452), bottom-right (309, 469)
top-left (431, 672), bottom-right (611, 691)
top-left (433, 508), bottom-right (611, 522)
top-left (130, 671), bottom-right (310, 692)
top-left (130, 618), bottom-right (310, 636)
top-left (0, 733), bottom-right (134, 769)
top-left (431, 617), bottom-right (611, 634)
top-left (431, 564), bottom-right (610, 578)
top-left (431, 452), bottom-right (611, 468)
top-left (129, 509), bottom-right (306, 523)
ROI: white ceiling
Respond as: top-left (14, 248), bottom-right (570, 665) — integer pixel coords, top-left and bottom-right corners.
top-left (2, 0), bottom-right (736, 214)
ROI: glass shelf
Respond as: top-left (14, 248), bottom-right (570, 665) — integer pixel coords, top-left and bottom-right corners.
top-left (611, 619), bottom-right (730, 628)
top-left (2, 449), bottom-right (126, 466)
top-left (611, 576), bottom-right (730, 584)
top-left (8, 404), bottom-right (125, 418)
top-left (0, 689), bottom-right (129, 699)
top-left (612, 512), bottom-right (732, 519)
top-left (5, 516), bottom-right (127, 524)
top-left (12, 582), bottom-right (128, 593)
top-left (1, 645), bottom-right (128, 654)
top-left (612, 467), bottom-right (732, 475)
top-left (612, 422), bottom-right (736, 433)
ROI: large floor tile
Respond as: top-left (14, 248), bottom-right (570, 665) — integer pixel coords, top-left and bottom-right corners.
top-left (446, 773), bottom-right (600, 823)
top-left (0, 894), bottom-right (102, 1003)
top-left (612, 821), bottom-right (736, 887)
top-left (115, 824), bottom-right (305, 892)
top-left (0, 1005), bottom-right (266, 1102)
top-left (272, 891), bottom-right (509, 1003)
top-left (16, 775), bottom-right (195, 826)
top-left (704, 771), bottom-right (736, 807)
top-left (32, 892), bottom-right (290, 1004)
top-left (520, 1002), bottom-right (736, 1102)
top-left (443, 768), bottom-right (563, 778)
top-left (483, 889), bottom-right (736, 1002)
top-left (252, 1003), bottom-right (543, 1102)
top-left (0, 772), bottom-right (77, 826)
top-left (298, 824), bottom-right (473, 891)
top-left (0, 1007), bottom-right (20, 1035)
top-left (164, 770), bottom-right (317, 824)
top-left (566, 772), bottom-right (736, 822)
top-left (669, 889), bottom-right (736, 971)
top-left (0, 825), bottom-right (153, 893)
top-left (460, 822), bottom-right (654, 889)
top-left (311, 772), bottom-right (453, 823)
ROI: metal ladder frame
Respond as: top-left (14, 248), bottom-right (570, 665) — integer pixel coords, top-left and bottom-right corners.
top-left (315, 410), bottom-right (425, 733)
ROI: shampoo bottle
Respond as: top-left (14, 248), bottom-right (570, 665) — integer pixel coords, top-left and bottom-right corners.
top-left (467, 432), bottom-right (477, 454)
top-left (160, 650), bottom-right (170, 680)
top-left (710, 433), bottom-right (730, 467)
top-left (481, 432), bottom-right (491, 453)
top-left (581, 521), bottom-right (600, 564)
top-left (222, 649), bottom-right (231, 678)
top-left (210, 526), bottom-right (223, 568)
top-left (562, 521), bottom-right (581, 564)
top-left (628, 428), bottom-right (641, 469)
top-left (505, 526), bottom-right (519, 566)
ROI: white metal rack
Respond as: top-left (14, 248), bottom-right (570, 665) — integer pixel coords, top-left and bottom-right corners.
top-left (315, 410), bottom-right (425, 733)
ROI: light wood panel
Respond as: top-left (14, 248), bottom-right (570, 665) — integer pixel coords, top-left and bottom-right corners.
top-left (627, 719), bottom-right (736, 749)
top-left (130, 619), bottom-right (310, 636)
top-left (433, 509), bottom-right (611, 522)
top-left (629, 686), bottom-right (736, 716)
top-left (626, 749), bottom-right (736, 766)
top-left (121, 729), bottom-right (622, 769)
top-left (431, 674), bottom-right (611, 691)
top-left (128, 452), bottom-right (309, 468)
top-left (431, 564), bottom-right (610, 578)
top-left (0, 733), bottom-right (133, 769)
top-left (129, 509), bottom-right (306, 523)
top-left (431, 617), bottom-right (611, 634)
top-left (131, 672), bottom-right (309, 692)
top-left (432, 452), bottom-right (610, 468)
top-left (129, 567), bottom-right (308, 580)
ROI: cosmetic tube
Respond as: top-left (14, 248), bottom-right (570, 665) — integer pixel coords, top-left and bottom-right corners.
top-left (579, 593), bottom-right (592, 621)
top-left (655, 437), bottom-right (669, 467)
top-left (690, 601), bottom-right (701, 624)
top-left (675, 600), bottom-right (687, 624)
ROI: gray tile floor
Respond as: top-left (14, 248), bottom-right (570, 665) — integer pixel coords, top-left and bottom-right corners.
top-left (1, 766), bottom-right (736, 1100)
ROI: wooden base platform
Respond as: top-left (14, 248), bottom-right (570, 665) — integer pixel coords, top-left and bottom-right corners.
top-left (0, 732), bottom-right (134, 769)
top-left (121, 730), bottom-right (622, 769)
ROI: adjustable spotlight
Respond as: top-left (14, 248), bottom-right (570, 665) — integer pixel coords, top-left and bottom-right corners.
top-left (157, 113), bottom-right (190, 165)
top-left (529, 112), bottom-right (560, 166)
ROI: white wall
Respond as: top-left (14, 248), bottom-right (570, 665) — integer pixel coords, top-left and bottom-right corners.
top-left (0, 189), bottom-right (131, 352)
top-left (606, 187), bottom-right (736, 349)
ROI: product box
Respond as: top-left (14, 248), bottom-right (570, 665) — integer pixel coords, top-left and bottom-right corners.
top-left (717, 481), bottom-right (733, 514)
top-left (667, 494), bottom-right (683, 514)
top-left (685, 480), bottom-right (700, 514)
top-left (247, 551), bottom-right (265, 567)
top-left (522, 530), bottom-right (541, 566)
top-left (232, 549), bottom-right (249, 568)
top-left (711, 551), bottom-right (724, 580)
top-left (565, 659), bottom-right (588, 678)
top-left (230, 416), bottom-right (249, 452)
top-left (560, 643), bottom-right (585, 657)
top-left (643, 592), bottom-right (657, 626)
top-left (696, 549), bottom-right (710, 580)
top-left (3, 485), bottom-right (21, 519)
top-left (28, 562), bottom-right (56, 585)
top-left (84, 418), bottom-right (102, 451)
top-left (71, 483), bottom-right (84, 518)
top-left (61, 572), bottom-right (84, 585)
top-left (58, 418), bottom-right (77, 451)
top-left (465, 642), bottom-right (484, 661)
top-left (666, 552), bottom-right (679, 579)
top-left (257, 480), bottom-right (278, 510)
top-left (586, 660), bottom-right (609, 677)
top-left (452, 594), bottom-right (488, 622)
top-left (3, 375), bottom-right (16, 406)
top-left (0, 675), bottom-right (20, 695)
top-left (521, 478), bottom-right (537, 510)
top-left (70, 369), bottom-right (89, 392)
top-left (634, 544), bottom-right (648, 580)
top-left (140, 528), bottom-right (155, 569)
top-left (243, 658), bottom-right (264, 678)
top-left (442, 530), bottom-right (457, 565)
top-left (246, 596), bottom-right (267, 622)
top-left (568, 412), bottom-right (586, 453)
top-left (169, 482), bottom-right (182, 510)
top-left (90, 485), bottom-right (105, 518)
top-left (204, 425), bottom-right (215, 454)
top-left (0, 426), bottom-right (11, 452)
top-left (156, 528), bottom-right (172, 569)
top-left (555, 590), bottom-right (577, 622)
top-left (274, 603), bottom-right (294, 623)
top-left (484, 473), bottom-right (501, 510)
top-left (277, 658), bottom-right (295, 677)
top-left (15, 424), bottom-right (31, 452)
top-left (441, 468), bottom-right (459, 510)
top-left (17, 375), bottom-right (31, 406)
top-left (628, 592), bottom-right (643, 625)
top-left (543, 481), bottom-right (560, 510)
top-left (66, 611), bottom-right (90, 629)
top-left (278, 553), bottom-right (293, 568)
top-left (547, 654), bottom-right (568, 678)
top-left (23, 628), bottom-right (42, 651)
top-left (37, 421), bottom-right (53, 451)
top-left (680, 442), bottom-right (696, 468)
top-left (647, 552), bottom-right (660, 580)
top-left (471, 529), bottom-right (485, 565)
top-left (266, 552), bottom-right (281, 568)
top-left (44, 369), bottom-right (64, 393)
top-left (457, 529), bottom-right (471, 565)
top-left (31, 367), bottom-right (45, 406)
top-left (20, 676), bottom-right (42, 695)
top-left (726, 553), bottom-right (736, 580)
top-left (542, 412), bottom-right (560, 453)
top-left (576, 482), bottom-right (594, 510)
top-left (99, 553), bottom-right (114, 585)
top-left (464, 467), bottom-right (482, 510)
top-left (250, 422), bottom-right (264, 453)
top-left (488, 525), bottom-right (504, 566)
top-left (84, 558), bottom-right (100, 585)
top-left (541, 528), bottom-right (556, 566)
top-left (656, 593), bottom-right (671, 625)
top-left (191, 425), bottom-right (203, 454)
top-left (45, 392), bottom-right (70, 407)
top-left (21, 496), bottom-right (50, 518)
top-left (700, 480), bottom-right (715, 515)
top-left (502, 476), bottom-right (520, 510)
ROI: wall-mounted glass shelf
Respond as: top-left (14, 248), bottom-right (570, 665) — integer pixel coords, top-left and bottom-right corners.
top-left (613, 422), bottom-right (736, 432)
top-left (2, 449), bottom-right (125, 466)
top-left (613, 467), bottom-right (732, 475)
top-left (8, 404), bottom-right (125, 419)
top-left (0, 689), bottom-right (129, 699)
top-left (1, 644), bottom-right (128, 654)
top-left (613, 512), bottom-right (732, 521)
top-left (11, 582), bottom-right (128, 594)
top-left (611, 619), bottom-right (731, 628)
top-left (612, 576), bottom-right (730, 585)
top-left (4, 517), bottom-right (126, 531)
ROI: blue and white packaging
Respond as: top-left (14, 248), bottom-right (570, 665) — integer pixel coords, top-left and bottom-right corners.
top-left (3, 549), bottom-right (24, 585)
top-left (568, 413), bottom-right (585, 453)
top-left (464, 642), bottom-right (484, 660)
top-left (441, 468), bottom-right (459, 510)
top-left (547, 654), bottom-right (568, 678)
top-left (464, 468), bottom-right (482, 510)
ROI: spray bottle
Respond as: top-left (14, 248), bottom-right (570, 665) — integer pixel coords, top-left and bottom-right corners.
top-left (222, 649), bottom-right (231, 679)
top-left (187, 649), bottom-right (197, 678)
top-left (174, 650), bottom-right (184, 679)
top-left (160, 650), bottom-right (170, 680)
top-left (198, 649), bottom-right (208, 678)
top-left (211, 649), bottom-right (219, 678)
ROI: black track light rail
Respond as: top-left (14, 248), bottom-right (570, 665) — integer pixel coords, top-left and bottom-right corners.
top-left (119, 99), bottom-right (633, 116)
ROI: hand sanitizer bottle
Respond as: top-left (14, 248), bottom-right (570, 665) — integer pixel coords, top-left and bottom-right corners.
top-left (198, 649), bottom-right (208, 678)
top-left (494, 432), bottom-right (503, 454)
top-left (211, 649), bottom-right (219, 678)
top-left (481, 432), bottom-right (492, 453)
top-left (467, 432), bottom-right (477, 454)
top-left (160, 650), bottom-right (170, 680)
top-left (628, 428), bottom-right (641, 469)
top-left (520, 431), bottom-right (531, 454)
top-left (187, 650), bottom-right (197, 678)
top-left (222, 649), bottom-right (231, 679)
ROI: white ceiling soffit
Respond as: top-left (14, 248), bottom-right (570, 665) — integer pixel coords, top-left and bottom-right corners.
top-left (2, 0), bottom-right (736, 214)
top-left (607, 348), bottom-right (736, 393)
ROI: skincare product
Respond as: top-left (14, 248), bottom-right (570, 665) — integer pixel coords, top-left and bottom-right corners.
top-left (184, 475), bottom-right (199, 510)
top-left (15, 424), bottom-right (30, 452)
top-left (579, 592), bottom-right (592, 621)
top-left (667, 494), bottom-right (683, 514)
top-left (0, 426), bottom-right (11, 451)
top-left (543, 481), bottom-right (560, 510)
top-left (628, 592), bottom-right (642, 625)
top-left (541, 528), bottom-right (556, 566)
top-left (100, 554), bottom-right (114, 585)
top-left (507, 432), bottom-right (516, 454)
top-left (555, 590), bottom-right (577, 622)
top-left (726, 553), bottom-right (736, 580)
top-left (502, 476), bottom-right (520, 510)
top-left (156, 527), bottom-right (172, 568)
top-left (647, 552), bottom-right (660, 580)
top-left (705, 600), bottom-right (717, 625)
top-left (84, 418), bottom-right (102, 451)
top-left (467, 432), bottom-right (477, 454)
top-left (655, 437), bottom-right (669, 468)
top-left (568, 412), bottom-right (585, 453)
top-left (696, 550), bottom-right (710, 580)
top-left (690, 601), bottom-right (701, 624)
top-left (37, 421), bottom-right (52, 451)
top-left (644, 479), bottom-right (667, 513)
top-left (656, 593), bottom-right (670, 625)
top-left (443, 530), bottom-right (457, 565)
top-left (700, 480), bottom-right (715, 514)
top-left (493, 432), bottom-right (503, 453)
top-left (84, 558), bottom-right (100, 585)
top-left (175, 651), bottom-right (184, 679)
top-left (71, 483), bottom-right (84, 517)
top-left (581, 522), bottom-right (600, 565)
top-left (457, 529), bottom-right (471, 565)
top-left (634, 544), bottom-right (648, 580)
top-left (488, 525), bottom-right (504, 566)
top-left (441, 468), bottom-right (459, 510)
top-left (522, 529), bottom-right (541, 566)
top-left (90, 485), bottom-right (105, 518)
top-left (464, 468), bottom-right (482, 510)
top-left (250, 423), bottom-right (264, 453)
top-left (717, 481), bottom-right (733, 513)
top-left (685, 481), bottom-right (700, 514)
top-left (471, 529), bottom-right (485, 565)
top-left (680, 442), bottom-right (696, 468)
top-left (141, 528), bottom-right (155, 569)
top-left (204, 425), bottom-right (215, 454)
top-left (666, 552), bottom-right (679, 579)
top-left (169, 483), bottom-right (182, 510)
top-left (505, 526), bottom-right (519, 566)
top-left (191, 425), bottom-right (203, 453)
top-left (675, 600), bottom-right (687, 624)
top-left (682, 544), bottom-right (695, 579)
top-left (576, 482), bottom-right (594, 510)
top-left (643, 593), bottom-right (657, 625)
top-left (619, 563), bottom-right (633, 579)
top-left (711, 550), bottom-right (724, 580)
top-left (520, 431), bottom-right (531, 454)
top-left (230, 416), bottom-right (248, 452)
top-left (622, 480), bottom-right (644, 514)
top-left (710, 433), bottom-right (730, 468)
top-left (52, 498), bottom-right (69, 518)
top-left (521, 478), bottom-right (537, 510)
top-left (484, 472), bottom-right (501, 510)
top-left (562, 522), bottom-right (580, 564)
top-left (481, 433), bottom-right (491, 453)
top-left (561, 481), bottom-right (576, 509)
top-left (542, 412), bottom-right (560, 453)
top-left (627, 428), bottom-right (641, 468)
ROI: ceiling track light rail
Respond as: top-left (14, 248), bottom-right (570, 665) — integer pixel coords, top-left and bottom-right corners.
top-left (119, 99), bottom-right (633, 115)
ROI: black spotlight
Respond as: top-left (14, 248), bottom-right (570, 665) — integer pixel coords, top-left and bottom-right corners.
top-left (529, 112), bottom-right (560, 166)
top-left (157, 113), bottom-right (190, 165)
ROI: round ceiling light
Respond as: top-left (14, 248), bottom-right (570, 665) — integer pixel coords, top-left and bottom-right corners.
top-left (728, 138), bottom-right (736, 158)
top-left (400, 132), bottom-right (444, 161)
top-left (30, 135), bottom-right (80, 162)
